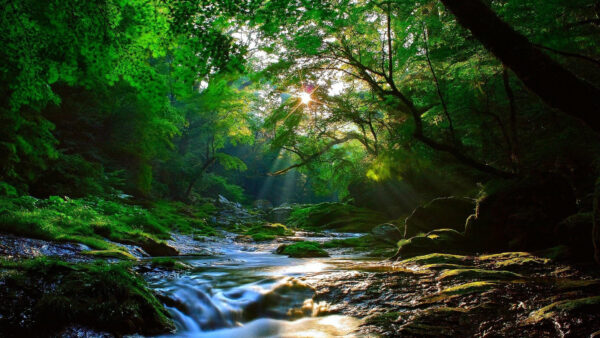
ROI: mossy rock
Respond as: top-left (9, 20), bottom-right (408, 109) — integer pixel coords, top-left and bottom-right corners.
top-left (82, 249), bottom-right (137, 260)
top-left (394, 229), bottom-right (471, 259)
top-left (286, 202), bottom-right (386, 232)
top-left (438, 268), bottom-right (523, 281)
top-left (525, 296), bottom-right (600, 324)
top-left (276, 241), bottom-right (329, 258)
top-left (149, 257), bottom-right (190, 270)
top-left (138, 237), bottom-right (178, 257)
top-left (399, 307), bottom-right (471, 336)
top-left (0, 258), bottom-right (174, 336)
top-left (400, 253), bottom-right (471, 266)
top-left (365, 311), bottom-right (400, 326)
top-left (404, 197), bottom-right (475, 238)
top-left (245, 223), bottom-right (294, 241)
top-left (478, 252), bottom-right (550, 270)
top-left (440, 281), bottom-right (500, 296)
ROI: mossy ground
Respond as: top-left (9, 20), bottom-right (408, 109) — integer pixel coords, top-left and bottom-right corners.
top-left (276, 241), bottom-right (329, 258)
top-left (0, 196), bottom-right (216, 256)
top-left (0, 257), bottom-right (174, 336)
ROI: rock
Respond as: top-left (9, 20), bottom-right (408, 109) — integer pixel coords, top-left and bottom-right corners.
top-left (253, 199), bottom-right (273, 210)
top-left (404, 197), bottom-right (475, 238)
top-left (139, 238), bottom-right (179, 257)
top-left (393, 229), bottom-right (470, 259)
top-left (465, 175), bottom-right (576, 251)
top-left (371, 223), bottom-right (403, 244)
top-left (437, 268), bottom-right (523, 281)
top-left (275, 241), bottom-right (329, 258)
top-left (267, 206), bottom-right (293, 223)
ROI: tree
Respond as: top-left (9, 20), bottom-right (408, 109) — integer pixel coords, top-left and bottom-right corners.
top-left (439, 0), bottom-right (600, 133)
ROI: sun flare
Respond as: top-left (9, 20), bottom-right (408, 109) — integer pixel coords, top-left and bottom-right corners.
top-left (299, 92), bottom-right (312, 105)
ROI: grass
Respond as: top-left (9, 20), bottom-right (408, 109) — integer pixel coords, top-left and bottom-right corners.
top-left (0, 257), bottom-right (174, 335)
top-left (0, 195), bottom-right (216, 256)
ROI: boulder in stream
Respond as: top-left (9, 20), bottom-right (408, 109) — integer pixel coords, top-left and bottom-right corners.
top-left (371, 223), bottom-right (403, 244)
top-left (404, 197), bottom-right (475, 238)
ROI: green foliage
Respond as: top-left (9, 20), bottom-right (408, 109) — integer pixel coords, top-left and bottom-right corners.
top-left (0, 257), bottom-right (174, 335)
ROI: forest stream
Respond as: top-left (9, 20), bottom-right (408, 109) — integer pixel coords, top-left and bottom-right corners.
top-left (147, 232), bottom-right (366, 337)
top-left (3, 0), bottom-right (600, 337)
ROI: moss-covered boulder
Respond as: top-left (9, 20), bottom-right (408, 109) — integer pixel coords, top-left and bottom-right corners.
top-left (266, 206), bottom-right (293, 223)
top-left (393, 229), bottom-right (470, 260)
top-left (399, 253), bottom-right (471, 266)
top-left (276, 241), bottom-right (329, 258)
top-left (0, 258), bottom-right (174, 336)
top-left (286, 202), bottom-right (386, 232)
top-left (404, 197), bottom-right (475, 238)
top-left (137, 237), bottom-right (178, 257)
top-left (371, 223), bottom-right (403, 244)
top-left (465, 175), bottom-right (576, 251)
top-left (245, 223), bottom-right (294, 241)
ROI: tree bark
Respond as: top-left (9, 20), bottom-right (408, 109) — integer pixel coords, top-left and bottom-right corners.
top-left (440, 0), bottom-right (600, 133)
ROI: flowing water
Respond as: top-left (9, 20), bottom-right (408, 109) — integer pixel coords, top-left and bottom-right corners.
top-left (146, 233), bottom-right (370, 338)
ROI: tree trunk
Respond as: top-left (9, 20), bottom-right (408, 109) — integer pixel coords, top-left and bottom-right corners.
top-left (440, 0), bottom-right (600, 133)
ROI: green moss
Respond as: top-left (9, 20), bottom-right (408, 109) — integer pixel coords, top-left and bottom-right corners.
top-left (554, 279), bottom-right (600, 290)
top-left (0, 196), bottom-right (216, 254)
top-left (82, 249), bottom-right (136, 260)
top-left (526, 296), bottom-right (600, 324)
top-left (287, 202), bottom-right (386, 232)
top-left (400, 253), bottom-right (470, 266)
top-left (149, 257), bottom-right (190, 270)
top-left (440, 281), bottom-right (500, 296)
top-left (0, 257), bottom-right (174, 335)
top-left (365, 312), bottom-right (400, 326)
top-left (245, 223), bottom-right (294, 241)
top-left (276, 241), bottom-right (329, 258)
top-left (438, 268), bottom-right (523, 281)
top-left (422, 263), bottom-right (471, 270)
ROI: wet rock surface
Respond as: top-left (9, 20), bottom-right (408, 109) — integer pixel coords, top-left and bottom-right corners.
top-left (306, 251), bottom-right (600, 337)
top-left (0, 233), bottom-right (91, 261)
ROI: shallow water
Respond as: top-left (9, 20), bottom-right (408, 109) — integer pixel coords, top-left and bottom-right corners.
top-left (147, 233), bottom-right (369, 338)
